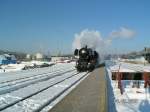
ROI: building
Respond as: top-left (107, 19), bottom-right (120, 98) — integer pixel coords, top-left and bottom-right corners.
top-left (0, 54), bottom-right (17, 65)
top-left (35, 53), bottom-right (43, 60)
top-left (25, 53), bottom-right (51, 61)
top-left (26, 54), bottom-right (31, 60)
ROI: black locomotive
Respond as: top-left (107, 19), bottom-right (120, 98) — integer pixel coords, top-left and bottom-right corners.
top-left (74, 46), bottom-right (99, 72)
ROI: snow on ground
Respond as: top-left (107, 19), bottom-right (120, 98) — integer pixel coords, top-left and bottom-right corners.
top-left (0, 70), bottom-right (76, 111)
top-left (0, 61), bottom-right (56, 73)
top-left (106, 60), bottom-right (150, 112)
top-left (0, 64), bottom-right (25, 73)
top-left (0, 62), bottom-right (89, 112)
top-left (0, 63), bottom-right (74, 82)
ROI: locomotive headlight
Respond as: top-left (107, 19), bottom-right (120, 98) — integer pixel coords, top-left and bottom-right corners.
top-left (81, 50), bottom-right (86, 54)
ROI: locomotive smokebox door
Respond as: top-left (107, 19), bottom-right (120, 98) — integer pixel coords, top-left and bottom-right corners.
top-left (74, 49), bottom-right (79, 56)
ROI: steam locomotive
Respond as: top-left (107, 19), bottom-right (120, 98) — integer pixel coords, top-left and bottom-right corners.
top-left (74, 46), bottom-right (99, 72)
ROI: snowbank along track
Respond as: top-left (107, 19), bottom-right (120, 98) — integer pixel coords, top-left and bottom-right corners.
top-left (0, 68), bottom-right (89, 111)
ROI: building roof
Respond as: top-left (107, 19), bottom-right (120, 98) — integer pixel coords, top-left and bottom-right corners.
top-left (0, 55), bottom-right (7, 60)
top-left (0, 54), bottom-right (16, 61)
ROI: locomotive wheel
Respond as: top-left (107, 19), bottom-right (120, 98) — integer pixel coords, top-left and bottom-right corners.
top-left (88, 66), bottom-right (95, 72)
top-left (77, 68), bottom-right (81, 72)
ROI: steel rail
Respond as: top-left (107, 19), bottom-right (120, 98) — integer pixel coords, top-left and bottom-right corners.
top-left (0, 69), bottom-right (76, 95)
top-left (0, 68), bottom-right (75, 88)
top-left (0, 72), bottom-right (81, 111)
top-left (34, 72), bottom-right (89, 112)
top-left (0, 66), bottom-right (73, 84)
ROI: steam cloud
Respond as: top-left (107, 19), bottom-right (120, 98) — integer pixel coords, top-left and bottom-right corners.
top-left (108, 27), bottom-right (136, 42)
top-left (72, 27), bottom-right (136, 55)
top-left (72, 29), bottom-right (106, 50)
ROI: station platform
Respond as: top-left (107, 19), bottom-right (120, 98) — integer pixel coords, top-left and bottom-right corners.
top-left (49, 66), bottom-right (107, 112)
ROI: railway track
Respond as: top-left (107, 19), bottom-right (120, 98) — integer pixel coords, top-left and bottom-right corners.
top-left (0, 67), bottom-right (75, 86)
top-left (34, 72), bottom-right (89, 112)
top-left (0, 69), bottom-right (89, 111)
top-left (0, 68), bottom-right (76, 95)
top-left (0, 64), bottom-right (74, 84)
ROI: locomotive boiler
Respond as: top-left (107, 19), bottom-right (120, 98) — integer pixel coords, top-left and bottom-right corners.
top-left (74, 46), bottom-right (99, 72)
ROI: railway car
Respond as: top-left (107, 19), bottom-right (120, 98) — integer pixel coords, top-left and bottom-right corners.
top-left (74, 46), bottom-right (99, 72)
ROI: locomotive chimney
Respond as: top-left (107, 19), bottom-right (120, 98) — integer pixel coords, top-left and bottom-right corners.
top-left (85, 45), bottom-right (87, 49)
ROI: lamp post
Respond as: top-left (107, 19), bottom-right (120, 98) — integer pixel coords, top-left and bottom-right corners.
top-left (144, 47), bottom-right (146, 66)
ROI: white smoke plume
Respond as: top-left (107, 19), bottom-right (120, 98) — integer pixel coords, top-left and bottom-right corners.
top-left (72, 29), bottom-right (107, 51)
top-left (72, 27), bottom-right (136, 55)
top-left (108, 27), bottom-right (136, 41)
top-left (72, 29), bottom-right (110, 61)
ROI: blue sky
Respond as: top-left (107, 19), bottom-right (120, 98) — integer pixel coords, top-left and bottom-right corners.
top-left (0, 0), bottom-right (150, 54)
